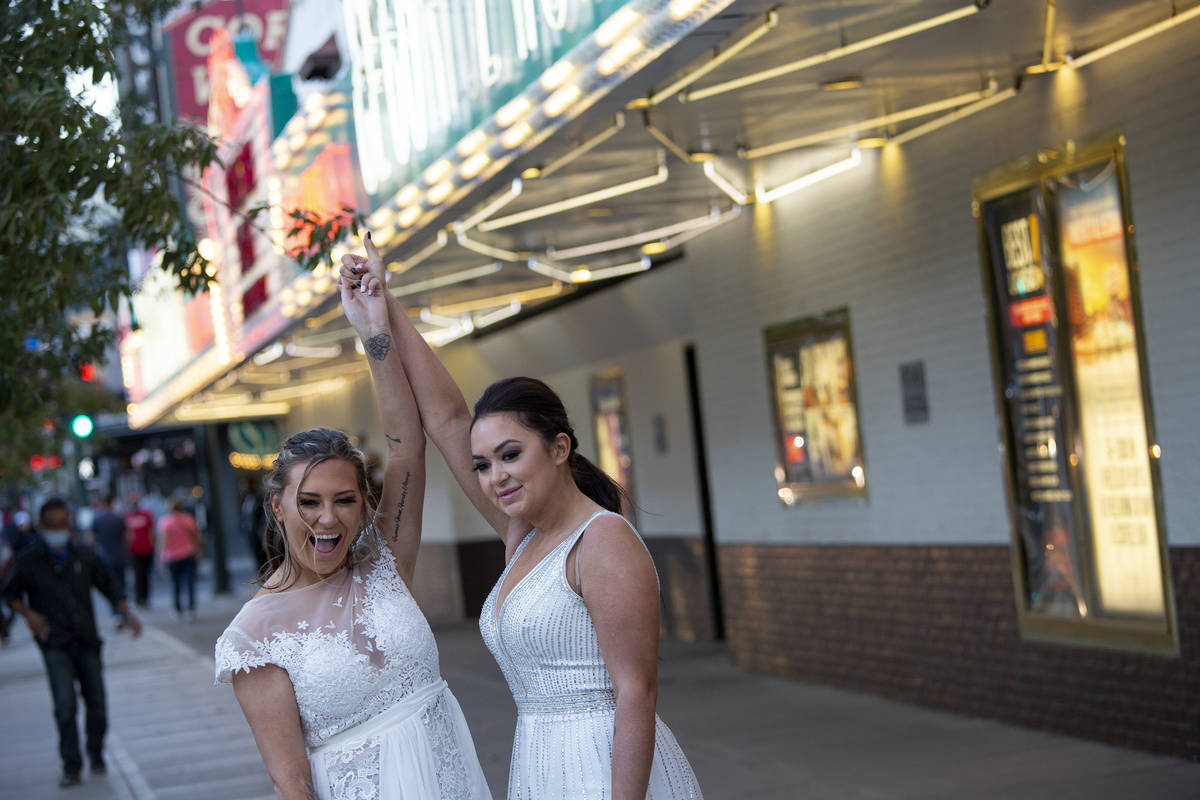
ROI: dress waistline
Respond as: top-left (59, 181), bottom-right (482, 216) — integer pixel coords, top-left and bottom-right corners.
top-left (309, 679), bottom-right (448, 754)
top-left (515, 688), bottom-right (616, 715)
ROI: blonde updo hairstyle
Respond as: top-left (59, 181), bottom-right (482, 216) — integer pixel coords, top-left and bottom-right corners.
top-left (258, 427), bottom-right (379, 590)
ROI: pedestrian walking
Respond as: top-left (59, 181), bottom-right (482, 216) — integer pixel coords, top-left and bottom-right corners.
top-left (2, 498), bottom-right (142, 788)
top-left (214, 264), bottom-right (493, 799)
top-left (157, 499), bottom-right (202, 621)
top-left (89, 495), bottom-right (127, 601)
top-left (124, 495), bottom-right (155, 608)
top-left (238, 477), bottom-right (270, 576)
top-left (342, 235), bottom-right (703, 799)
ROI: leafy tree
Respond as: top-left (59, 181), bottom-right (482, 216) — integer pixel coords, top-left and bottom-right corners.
top-left (0, 0), bottom-right (353, 481)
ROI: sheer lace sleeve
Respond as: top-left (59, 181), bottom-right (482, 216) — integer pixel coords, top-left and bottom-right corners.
top-left (214, 597), bottom-right (282, 684)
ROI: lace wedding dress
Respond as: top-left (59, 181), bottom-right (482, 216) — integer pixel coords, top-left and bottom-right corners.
top-left (215, 540), bottom-right (491, 800)
top-left (479, 510), bottom-right (703, 799)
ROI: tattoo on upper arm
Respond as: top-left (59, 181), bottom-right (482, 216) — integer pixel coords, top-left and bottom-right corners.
top-left (365, 333), bottom-right (392, 361)
top-left (391, 472), bottom-right (412, 543)
top-left (385, 433), bottom-right (403, 444)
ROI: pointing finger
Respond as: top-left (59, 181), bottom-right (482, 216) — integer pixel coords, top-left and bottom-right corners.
top-left (365, 231), bottom-right (382, 269)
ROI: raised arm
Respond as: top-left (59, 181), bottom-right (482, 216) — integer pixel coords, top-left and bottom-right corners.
top-left (339, 271), bottom-right (426, 584)
top-left (341, 236), bottom-right (528, 545)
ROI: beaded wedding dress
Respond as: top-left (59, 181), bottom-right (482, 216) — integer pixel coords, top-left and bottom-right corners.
top-left (479, 510), bottom-right (703, 799)
top-left (215, 539), bottom-right (491, 800)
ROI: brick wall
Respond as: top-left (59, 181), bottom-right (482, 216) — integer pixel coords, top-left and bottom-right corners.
top-left (645, 536), bottom-right (719, 642)
top-left (719, 543), bottom-right (1200, 760)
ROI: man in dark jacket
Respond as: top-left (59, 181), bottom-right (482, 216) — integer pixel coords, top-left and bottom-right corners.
top-left (3, 498), bottom-right (142, 788)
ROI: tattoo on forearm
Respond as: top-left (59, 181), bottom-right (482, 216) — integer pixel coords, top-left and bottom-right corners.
top-left (391, 472), bottom-right (411, 543)
top-left (365, 333), bottom-right (392, 361)
top-left (385, 433), bottom-right (403, 444)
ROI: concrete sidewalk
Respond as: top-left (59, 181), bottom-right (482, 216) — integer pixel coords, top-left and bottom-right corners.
top-left (2, 564), bottom-right (1197, 799)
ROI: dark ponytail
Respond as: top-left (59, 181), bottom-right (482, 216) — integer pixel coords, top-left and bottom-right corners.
top-left (473, 377), bottom-right (623, 513)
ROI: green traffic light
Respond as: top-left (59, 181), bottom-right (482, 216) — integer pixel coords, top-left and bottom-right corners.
top-left (71, 414), bottom-right (94, 438)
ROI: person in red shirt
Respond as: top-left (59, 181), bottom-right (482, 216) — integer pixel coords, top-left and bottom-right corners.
top-left (157, 499), bottom-right (202, 621)
top-left (123, 495), bottom-right (155, 608)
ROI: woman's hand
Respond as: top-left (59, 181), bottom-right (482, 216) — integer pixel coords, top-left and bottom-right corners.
top-left (339, 231), bottom-right (387, 290)
top-left (339, 271), bottom-right (388, 340)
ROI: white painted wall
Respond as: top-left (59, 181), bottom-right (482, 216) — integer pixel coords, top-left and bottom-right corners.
top-left (688, 24), bottom-right (1200, 547)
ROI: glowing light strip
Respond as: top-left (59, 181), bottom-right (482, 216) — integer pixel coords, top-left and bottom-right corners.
top-left (528, 257), bottom-right (574, 282)
top-left (419, 309), bottom-right (462, 328)
top-left (432, 282), bottom-right (564, 314)
top-left (455, 179), bottom-right (523, 232)
top-left (703, 161), bottom-right (752, 204)
top-left (174, 401), bottom-right (291, 422)
top-left (456, 231), bottom-right (525, 261)
top-left (260, 377), bottom-right (348, 402)
top-left (388, 230), bottom-right (448, 274)
top-left (756, 149), bottom-right (862, 204)
top-left (685, 3), bottom-right (984, 102)
top-left (744, 84), bottom-right (995, 159)
top-left (479, 162), bottom-right (669, 231)
top-left (889, 87), bottom-right (1018, 146)
top-left (284, 343), bottom-right (343, 359)
top-left (534, 113), bottom-right (626, 179)
top-left (392, 262), bottom-right (502, 297)
top-left (548, 207), bottom-right (734, 260)
top-left (1041, 0), bottom-right (1057, 68)
top-left (577, 256), bottom-right (651, 282)
top-left (645, 121), bottom-right (693, 162)
top-left (1069, 3), bottom-right (1200, 69)
top-left (474, 300), bottom-right (522, 328)
top-left (657, 205), bottom-right (741, 248)
top-left (629, 10), bottom-right (778, 108)
top-left (253, 342), bottom-right (284, 366)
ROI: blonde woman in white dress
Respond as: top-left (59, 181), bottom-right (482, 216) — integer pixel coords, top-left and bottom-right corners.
top-left (341, 236), bottom-right (703, 799)
top-left (214, 268), bottom-right (494, 799)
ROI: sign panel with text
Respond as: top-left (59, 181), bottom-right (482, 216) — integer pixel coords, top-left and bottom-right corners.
top-left (975, 134), bottom-right (1174, 653)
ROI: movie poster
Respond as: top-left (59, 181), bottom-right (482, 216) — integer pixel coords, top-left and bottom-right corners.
top-left (764, 309), bottom-right (866, 503)
top-left (976, 136), bottom-right (1172, 649)
top-left (1053, 162), bottom-right (1164, 616)
top-left (591, 371), bottom-right (636, 521)
top-left (979, 187), bottom-right (1087, 617)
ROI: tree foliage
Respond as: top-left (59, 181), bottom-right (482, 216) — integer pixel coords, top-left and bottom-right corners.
top-left (0, 0), bottom-right (354, 482)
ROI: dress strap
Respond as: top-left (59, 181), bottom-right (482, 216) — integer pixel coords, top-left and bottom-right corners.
top-left (562, 510), bottom-right (660, 591)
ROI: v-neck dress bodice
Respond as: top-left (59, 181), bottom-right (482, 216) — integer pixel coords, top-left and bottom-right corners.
top-left (479, 511), bottom-right (703, 799)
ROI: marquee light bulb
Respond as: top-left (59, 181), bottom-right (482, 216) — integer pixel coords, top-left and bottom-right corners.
top-left (668, 0), bottom-right (706, 20)
top-left (596, 7), bottom-right (640, 46)
top-left (599, 36), bottom-right (643, 75)
top-left (544, 84), bottom-right (582, 117)
top-left (496, 96), bottom-right (532, 127)
top-left (501, 122), bottom-right (534, 149)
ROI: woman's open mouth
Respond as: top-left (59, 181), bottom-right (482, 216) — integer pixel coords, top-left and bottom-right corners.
top-left (311, 533), bottom-right (342, 556)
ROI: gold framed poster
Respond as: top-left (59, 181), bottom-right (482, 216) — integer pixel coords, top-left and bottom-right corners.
top-left (974, 132), bottom-right (1176, 654)
top-left (764, 308), bottom-right (867, 504)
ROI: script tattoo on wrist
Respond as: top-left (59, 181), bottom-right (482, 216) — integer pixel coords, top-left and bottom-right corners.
top-left (391, 472), bottom-right (411, 543)
top-left (364, 333), bottom-right (392, 361)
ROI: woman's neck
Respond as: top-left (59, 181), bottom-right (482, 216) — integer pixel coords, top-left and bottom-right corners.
top-left (525, 472), bottom-right (601, 539)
